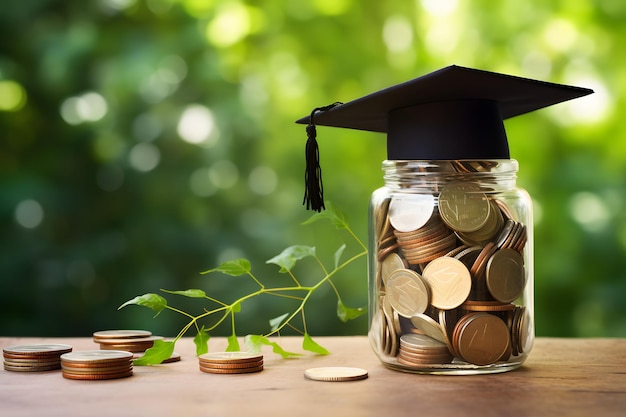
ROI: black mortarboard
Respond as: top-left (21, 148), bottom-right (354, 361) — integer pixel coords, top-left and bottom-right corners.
top-left (297, 65), bottom-right (593, 211)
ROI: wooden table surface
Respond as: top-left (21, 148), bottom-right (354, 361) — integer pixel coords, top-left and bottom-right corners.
top-left (1, 336), bottom-right (625, 417)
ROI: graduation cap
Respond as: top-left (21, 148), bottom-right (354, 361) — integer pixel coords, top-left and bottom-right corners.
top-left (297, 65), bottom-right (593, 211)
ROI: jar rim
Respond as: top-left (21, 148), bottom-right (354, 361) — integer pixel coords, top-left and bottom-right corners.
top-left (383, 159), bottom-right (518, 174)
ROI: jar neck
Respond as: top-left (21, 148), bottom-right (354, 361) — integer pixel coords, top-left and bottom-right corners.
top-left (382, 160), bottom-right (519, 192)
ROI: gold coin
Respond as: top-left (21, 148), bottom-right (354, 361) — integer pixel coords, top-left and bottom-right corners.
top-left (456, 200), bottom-right (504, 245)
top-left (198, 352), bottom-right (263, 364)
top-left (93, 330), bottom-right (152, 341)
top-left (455, 313), bottom-right (511, 366)
top-left (303, 367), bottom-right (368, 382)
top-left (409, 313), bottom-right (447, 344)
top-left (486, 248), bottom-right (525, 303)
top-left (438, 186), bottom-right (490, 233)
top-left (380, 253), bottom-right (406, 286)
top-left (386, 269), bottom-right (430, 318)
top-left (61, 350), bottom-right (133, 364)
top-left (388, 194), bottom-right (435, 233)
top-left (421, 257), bottom-right (472, 310)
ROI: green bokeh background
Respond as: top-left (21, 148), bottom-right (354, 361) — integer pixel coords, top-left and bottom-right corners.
top-left (1, 0), bottom-right (625, 338)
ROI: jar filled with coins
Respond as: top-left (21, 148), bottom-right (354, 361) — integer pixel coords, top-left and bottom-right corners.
top-left (296, 65), bottom-right (592, 374)
top-left (369, 160), bottom-right (533, 374)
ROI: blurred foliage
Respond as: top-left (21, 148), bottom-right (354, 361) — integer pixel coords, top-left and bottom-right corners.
top-left (1, 0), bottom-right (625, 338)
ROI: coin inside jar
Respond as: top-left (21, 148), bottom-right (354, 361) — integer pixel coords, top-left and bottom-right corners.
top-left (486, 248), bottom-right (525, 303)
top-left (421, 256), bottom-right (472, 310)
top-left (385, 269), bottom-right (430, 318)
top-left (438, 186), bottom-right (490, 233)
top-left (388, 194), bottom-right (435, 233)
top-left (454, 313), bottom-right (511, 366)
top-left (380, 253), bottom-right (407, 287)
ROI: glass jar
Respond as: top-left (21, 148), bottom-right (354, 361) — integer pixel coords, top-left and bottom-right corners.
top-left (368, 160), bottom-right (534, 375)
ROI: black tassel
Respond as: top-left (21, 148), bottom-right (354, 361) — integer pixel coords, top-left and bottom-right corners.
top-left (303, 103), bottom-right (342, 212)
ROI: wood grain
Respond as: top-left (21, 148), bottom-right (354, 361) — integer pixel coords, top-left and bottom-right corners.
top-left (1, 337), bottom-right (624, 417)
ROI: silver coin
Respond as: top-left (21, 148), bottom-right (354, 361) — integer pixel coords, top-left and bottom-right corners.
top-left (388, 194), bottom-right (435, 232)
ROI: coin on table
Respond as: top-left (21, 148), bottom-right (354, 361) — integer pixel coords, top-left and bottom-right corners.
top-left (98, 335), bottom-right (164, 353)
top-left (486, 248), bottom-right (525, 303)
top-left (304, 367), bottom-right (368, 382)
top-left (2, 344), bottom-right (72, 372)
top-left (60, 350), bottom-right (134, 380)
top-left (61, 350), bottom-right (133, 364)
top-left (199, 352), bottom-right (264, 374)
top-left (199, 352), bottom-right (263, 364)
top-left (386, 269), bottom-right (430, 317)
top-left (438, 186), bottom-right (490, 233)
top-left (93, 330), bottom-right (152, 342)
top-left (3, 344), bottom-right (73, 357)
top-left (388, 194), bottom-right (435, 232)
top-left (421, 257), bottom-right (472, 310)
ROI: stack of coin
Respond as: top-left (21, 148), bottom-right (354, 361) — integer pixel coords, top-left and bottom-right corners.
top-left (93, 330), bottom-right (163, 353)
top-left (3, 344), bottom-right (72, 372)
top-left (394, 214), bottom-right (457, 265)
top-left (510, 306), bottom-right (531, 357)
top-left (198, 352), bottom-right (263, 374)
top-left (397, 334), bottom-right (452, 366)
top-left (60, 350), bottom-right (133, 380)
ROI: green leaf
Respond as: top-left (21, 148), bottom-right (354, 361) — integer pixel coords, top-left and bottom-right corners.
top-left (269, 312), bottom-right (290, 331)
top-left (231, 301), bottom-right (241, 313)
top-left (226, 334), bottom-right (240, 352)
top-left (244, 335), bottom-right (302, 358)
top-left (161, 288), bottom-right (207, 298)
top-left (337, 300), bottom-right (366, 323)
top-left (334, 244), bottom-right (346, 269)
top-left (133, 340), bottom-right (175, 366)
top-left (302, 333), bottom-right (330, 355)
top-left (193, 326), bottom-right (210, 356)
top-left (301, 202), bottom-right (349, 230)
top-left (243, 334), bottom-right (263, 353)
top-left (266, 245), bottom-right (316, 273)
top-left (201, 258), bottom-right (251, 276)
top-left (118, 293), bottom-right (167, 316)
